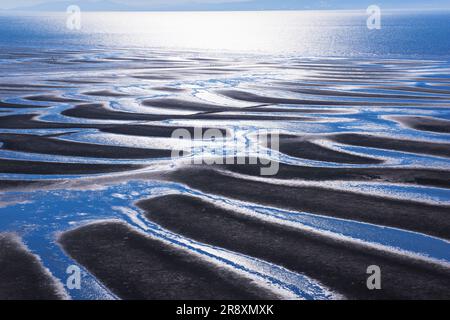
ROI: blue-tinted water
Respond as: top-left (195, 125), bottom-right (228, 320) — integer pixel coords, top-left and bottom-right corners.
top-left (1, 11), bottom-right (450, 58)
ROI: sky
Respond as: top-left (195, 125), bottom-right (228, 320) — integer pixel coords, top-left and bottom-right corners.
top-left (2, 0), bottom-right (450, 11)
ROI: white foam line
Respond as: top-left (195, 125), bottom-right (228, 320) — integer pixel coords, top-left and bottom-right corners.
top-left (112, 205), bottom-right (340, 300)
top-left (182, 190), bottom-right (450, 269)
top-left (218, 168), bottom-right (450, 206)
top-left (7, 234), bottom-right (70, 300)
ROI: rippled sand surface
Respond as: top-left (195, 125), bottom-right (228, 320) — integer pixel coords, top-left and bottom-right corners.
top-left (0, 48), bottom-right (449, 299)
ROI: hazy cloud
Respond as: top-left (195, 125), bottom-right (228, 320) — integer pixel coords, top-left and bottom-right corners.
top-left (2, 0), bottom-right (450, 11)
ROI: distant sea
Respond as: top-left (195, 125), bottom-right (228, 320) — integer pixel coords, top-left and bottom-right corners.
top-left (0, 10), bottom-right (450, 58)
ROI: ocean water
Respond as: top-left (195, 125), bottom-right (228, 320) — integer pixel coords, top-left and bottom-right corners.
top-left (0, 11), bottom-right (449, 300)
top-left (1, 10), bottom-right (450, 57)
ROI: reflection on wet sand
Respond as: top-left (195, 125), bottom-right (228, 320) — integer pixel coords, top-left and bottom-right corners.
top-left (1, 49), bottom-right (450, 299)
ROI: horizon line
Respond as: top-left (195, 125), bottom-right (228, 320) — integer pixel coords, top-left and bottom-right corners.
top-left (3, 7), bottom-right (450, 13)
